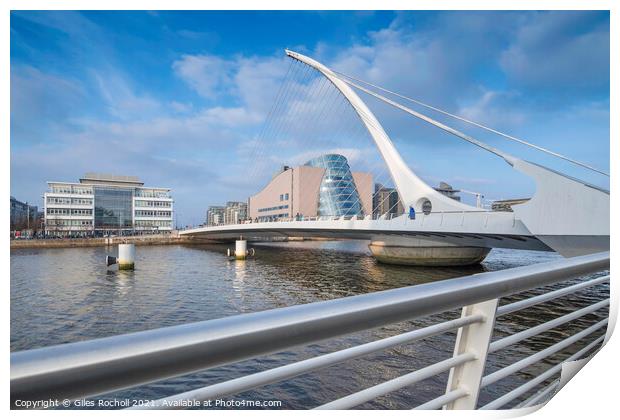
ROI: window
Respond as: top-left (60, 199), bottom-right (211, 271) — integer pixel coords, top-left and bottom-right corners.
top-left (135, 210), bottom-right (172, 218)
top-left (135, 220), bottom-right (171, 227)
top-left (71, 209), bottom-right (92, 216)
top-left (422, 199), bottom-right (432, 215)
top-left (279, 194), bottom-right (284, 201)
top-left (73, 187), bottom-right (93, 195)
top-left (135, 190), bottom-right (170, 199)
top-left (94, 186), bottom-right (133, 228)
top-left (47, 197), bottom-right (71, 205)
top-left (135, 200), bottom-right (171, 208)
top-left (285, 193), bottom-right (289, 200)
top-left (257, 205), bottom-right (289, 213)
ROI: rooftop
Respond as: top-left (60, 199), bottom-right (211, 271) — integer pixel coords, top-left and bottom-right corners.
top-left (79, 173), bottom-right (144, 186)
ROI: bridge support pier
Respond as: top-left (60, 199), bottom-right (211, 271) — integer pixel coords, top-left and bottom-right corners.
top-left (369, 237), bottom-right (490, 267)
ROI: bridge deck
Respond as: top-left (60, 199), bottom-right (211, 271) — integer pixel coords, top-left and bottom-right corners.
top-left (181, 212), bottom-right (552, 252)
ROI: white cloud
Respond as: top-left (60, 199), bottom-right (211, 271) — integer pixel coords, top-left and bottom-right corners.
top-left (169, 101), bottom-right (193, 114)
top-left (11, 65), bottom-right (86, 144)
top-left (457, 89), bottom-right (526, 129)
top-left (172, 52), bottom-right (289, 116)
top-left (93, 70), bottom-right (162, 120)
top-left (173, 54), bottom-right (234, 99)
top-left (196, 106), bottom-right (262, 127)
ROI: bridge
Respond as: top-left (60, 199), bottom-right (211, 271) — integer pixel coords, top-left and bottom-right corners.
top-left (181, 50), bottom-right (609, 265)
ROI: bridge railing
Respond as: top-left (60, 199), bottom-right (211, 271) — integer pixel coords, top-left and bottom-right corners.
top-left (204, 209), bottom-right (512, 228)
top-left (11, 252), bottom-right (609, 409)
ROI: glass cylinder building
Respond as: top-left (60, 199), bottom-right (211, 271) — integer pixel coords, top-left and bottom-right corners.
top-left (304, 154), bottom-right (365, 217)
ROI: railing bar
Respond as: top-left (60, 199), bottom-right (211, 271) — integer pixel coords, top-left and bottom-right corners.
top-left (413, 388), bottom-right (468, 410)
top-left (515, 379), bottom-right (560, 408)
top-left (130, 314), bottom-right (483, 409)
top-left (481, 319), bottom-right (607, 388)
top-left (481, 335), bottom-right (604, 409)
top-left (490, 299), bottom-right (609, 353)
top-left (497, 275), bottom-right (609, 316)
top-left (314, 353), bottom-right (475, 410)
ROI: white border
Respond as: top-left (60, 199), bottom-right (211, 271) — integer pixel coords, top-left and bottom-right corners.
top-left (4, 2), bottom-right (616, 419)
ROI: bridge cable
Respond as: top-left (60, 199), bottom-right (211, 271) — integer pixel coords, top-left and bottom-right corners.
top-left (247, 58), bottom-right (300, 182)
top-left (292, 66), bottom-right (376, 218)
top-left (249, 60), bottom-right (315, 182)
top-left (288, 57), bottom-right (428, 218)
top-left (263, 58), bottom-right (411, 220)
top-left (334, 71), bottom-right (609, 177)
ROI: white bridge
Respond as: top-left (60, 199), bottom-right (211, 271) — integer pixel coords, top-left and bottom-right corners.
top-left (182, 50), bottom-right (609, 265)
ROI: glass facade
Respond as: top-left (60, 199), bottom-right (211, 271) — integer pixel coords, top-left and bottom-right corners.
top-left (94, 186), bottom-right (133, 229)
top-left (305, 154), bottom-right (364, 217)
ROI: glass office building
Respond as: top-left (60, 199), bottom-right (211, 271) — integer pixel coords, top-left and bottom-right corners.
top-left (44, 173), bottom-right (173, 236)
top-left (305, 154), bottom-right (365, 217)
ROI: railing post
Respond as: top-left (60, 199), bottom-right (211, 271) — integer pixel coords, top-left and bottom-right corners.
top-left (444, 298), bottom-right (499, 409)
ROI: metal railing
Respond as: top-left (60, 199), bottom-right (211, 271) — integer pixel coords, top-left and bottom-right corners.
top-left (11, 251), bottom-right (609, 409)
top-left (201, 209), bottom-right (512, 229)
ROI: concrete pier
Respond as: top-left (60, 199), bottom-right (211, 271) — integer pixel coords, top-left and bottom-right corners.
top-left (369, 237), bottom-right (490, 266)
top-left (235, 239), bottom-right (247, 260)
top-left (118, 244), bottom-right (135, 270)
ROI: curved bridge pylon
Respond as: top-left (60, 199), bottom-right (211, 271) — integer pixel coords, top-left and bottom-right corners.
top-left (284, 50), bottom-right (609, 258)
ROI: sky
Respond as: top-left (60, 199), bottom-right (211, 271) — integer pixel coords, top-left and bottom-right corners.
top-left (10, 10), bottom-right (610, 226)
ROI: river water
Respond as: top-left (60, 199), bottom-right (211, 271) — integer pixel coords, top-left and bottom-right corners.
top-left (10, 241), bottom-right (609, 409)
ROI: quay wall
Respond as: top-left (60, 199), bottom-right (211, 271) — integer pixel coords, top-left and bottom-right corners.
top-left (10, 234), bottom-right (216, 249)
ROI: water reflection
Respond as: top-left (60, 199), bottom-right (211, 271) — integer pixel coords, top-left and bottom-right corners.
top-left (104, 268), bottom-right (136, 297)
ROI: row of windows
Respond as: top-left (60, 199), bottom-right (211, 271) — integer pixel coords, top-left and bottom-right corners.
top-left (279, 193), bottom-right (290, 201)
top-left (47, 208), bottom-right (93, 216)
top-left (47, 219), bottom-right (93, 226)
top-left (135, 191), bottom-right (170, 198)
top-left (47, 197), bottom-right (93, 205)
top-left (256, 213), bottom-right (289, 222)
top-left (134, 200), bottom-right (172, 208)
top-left (135, 210), bottom-right (172, 218)
top-left (49, 187), bottom-right (171, 198)
top-left (135, 220), bottom-right (172, 227)
top-left (50, 186), bottom-right (93, 195)
top-left (258, 204), bottom-right (289, 213)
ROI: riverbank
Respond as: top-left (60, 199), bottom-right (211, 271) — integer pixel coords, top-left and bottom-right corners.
top-left (10, 234), bottom-right (216, 249)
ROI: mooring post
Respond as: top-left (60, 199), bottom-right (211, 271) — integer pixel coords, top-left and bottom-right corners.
top-left (118, 243), bottom-right (135, 270)
top-left (235, 236), bottom-right (247, 260)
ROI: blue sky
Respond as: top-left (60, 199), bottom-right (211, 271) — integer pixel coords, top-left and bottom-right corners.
top-left (10, 11), bottom-right (610, 225)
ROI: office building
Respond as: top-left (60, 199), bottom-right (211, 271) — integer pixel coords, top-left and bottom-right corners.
top-left (206, 205), bottom-right (226, 226)
top-left (249, 154), bottom-right (373, 222)
top-left (44, 173), bottom-right (173, 236)
top-left (10, 196), bottom-right (38, 230)
top-left (224, 201), bottom-right (248, 225)
top-left (373, 184), bottom-right (404, 218)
